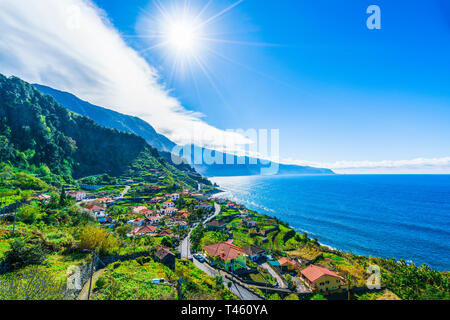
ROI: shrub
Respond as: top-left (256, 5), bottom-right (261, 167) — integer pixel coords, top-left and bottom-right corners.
top-left (78, 226), bottom-right (121, 255)
top-left (17, 204), bottom-right (43, 224)
top-left (3, 238), bottom-right (48, 272)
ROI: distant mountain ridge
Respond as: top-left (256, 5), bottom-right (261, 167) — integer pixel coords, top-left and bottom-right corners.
top-left (33, 84), bottom-right (334, 176)
top-left (0, 74), bottom-right (206, 188)
top-left (33, 84), bottom-right (176, 152)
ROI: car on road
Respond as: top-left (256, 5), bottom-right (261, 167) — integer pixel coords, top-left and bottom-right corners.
top-left (193, 254), bottom-right (206, 263)
top-left (152, 278), bottom-right (165, 284)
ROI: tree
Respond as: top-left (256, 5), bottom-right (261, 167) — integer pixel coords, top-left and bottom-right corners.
top-left (59, 186), bottom-right (66, 207)
top-left (310, 294), bottom-right (327, 300)
top-left (345, 274), bottom-right (353, 301)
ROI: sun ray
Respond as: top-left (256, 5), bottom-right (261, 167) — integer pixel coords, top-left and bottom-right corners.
top-left (195, 0), bottom-right (244, 30)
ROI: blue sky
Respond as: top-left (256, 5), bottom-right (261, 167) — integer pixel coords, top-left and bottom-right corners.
top-left (92, 0), bottom-right (450, 169)
top-left (1, 0), bottom-right (449, 173)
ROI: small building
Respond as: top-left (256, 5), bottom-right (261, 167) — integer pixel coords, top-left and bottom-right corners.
top-left (278, 257), bottom-right (299, 272)
top-left (241, 245), bottom-right (266, 262)
top-left (301, 264), bottom-right (344, 294)
top-left (66, 190), bottom-right (87, 201)
top-left (205, 220), bottom-right (227, 231)
top-left (154, 246), bottom-right (176, 270)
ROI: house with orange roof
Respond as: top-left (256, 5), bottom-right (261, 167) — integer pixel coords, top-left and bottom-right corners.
top-left (300, 264), bottom-right (344, 293)
top-left (278, 257), bottom-right (299, 272)
top-left (202, 241), bottom-right (247, 272)
top-left (132, 206), bottom-right (148, 214)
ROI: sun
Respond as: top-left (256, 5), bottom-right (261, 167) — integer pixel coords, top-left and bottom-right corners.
top-left (166, 20), bottom-right (199, 53)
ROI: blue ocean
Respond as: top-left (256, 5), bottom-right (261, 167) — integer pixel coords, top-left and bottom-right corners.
top-left (210, 175), bottom-right (450, 271)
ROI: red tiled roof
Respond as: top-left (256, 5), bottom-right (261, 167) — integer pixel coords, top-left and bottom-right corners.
top-left (131, 225), bottom-right (157, 235)
top-left (202, 242), bottom-right (244, 262)
top-left (301, 264), bottom-right (343, 283)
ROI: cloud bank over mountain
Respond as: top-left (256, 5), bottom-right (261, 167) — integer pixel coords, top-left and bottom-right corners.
top-left (0, 0), bottom-right (250, 150)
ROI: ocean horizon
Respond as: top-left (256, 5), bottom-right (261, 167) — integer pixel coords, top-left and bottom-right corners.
top-left (211, 174), bottom-right (450, 271)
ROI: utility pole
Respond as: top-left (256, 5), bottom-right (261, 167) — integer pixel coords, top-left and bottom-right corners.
top-left (12, 202), bottom-right (17, 235)
top-left (177, 278), bottom-right (183, 300)
top-left (87, 251), bottom-right (96, 300)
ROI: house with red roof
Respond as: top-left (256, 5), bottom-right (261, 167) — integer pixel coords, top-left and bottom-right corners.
top-left (202, 241), bottom-right (247, 272)
top-left (300, 264), bottom-right (344, 293)
top-left (128, 225), bottom-right (157, 237)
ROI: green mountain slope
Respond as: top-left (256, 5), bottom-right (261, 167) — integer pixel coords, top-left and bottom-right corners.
top-left (0, 74), bottom-right (205, 188)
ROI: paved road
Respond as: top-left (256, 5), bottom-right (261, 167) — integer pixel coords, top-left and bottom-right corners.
top-left (77, 269), bottom-right (106, 300)
top-left (192, 258), bottom-right (262, 300)
top-left (115, 185), bottom-right (131, 200)
top-left (261, 262), bottom-right (288, 289)
top-left (179, 202), bottom-right (221, 259)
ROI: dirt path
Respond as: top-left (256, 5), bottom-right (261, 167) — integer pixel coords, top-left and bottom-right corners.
top-left (77, 269), bottom-right (106, 300)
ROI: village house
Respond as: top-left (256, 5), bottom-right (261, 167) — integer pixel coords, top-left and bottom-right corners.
top-left (85, 204), bottom-right (106, 218)
top-left (35, 194), bottom-right (51, 203)
top-left (150, 197), bottom-right (164, 204)
top-left (300, 264), bottom-right (344, 294)
top-left (132, 206), bottom-right (148, 214)
top-left (96, 197), bottom-right (114, 204)
top-left (241, 245), bottom-right (266, 262)
top-left (159, 229), bottom-right (173, 237)
top-left (226, 202), bottom-right (236, 209)
top-left (127, 217), bottom-right (144, 226)
top-left (154, 246), bottom-right (176, 270)
top-left (176, 209), bottom-right (190, 219)
top-left (66, 190), bottom-right (87, 201)
top-left (205, 220), bottom-right (228, 231)
top-left (161, 207), bottom-right (178, 215)
top-left (162, 201), bottom-right (175, 209)
top-left (278, 257), bottom-right (299, 273)
top-left (168, 193), bottom-right (180, 201)
top-left (202, 241), bottom-right (247, 272)
top-left (145, 215), bottom-right (163, 225)
top-left (128, 225), bottom-right (157, 237)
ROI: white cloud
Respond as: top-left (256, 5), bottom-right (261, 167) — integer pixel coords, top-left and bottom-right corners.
top-left (282, 157), bottom-right (450, 174)
top-left (0, 0), bottom-right (251, 149)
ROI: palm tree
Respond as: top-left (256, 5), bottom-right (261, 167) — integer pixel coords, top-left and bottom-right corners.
top-left (345, 274), bottom-right (353, 301)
